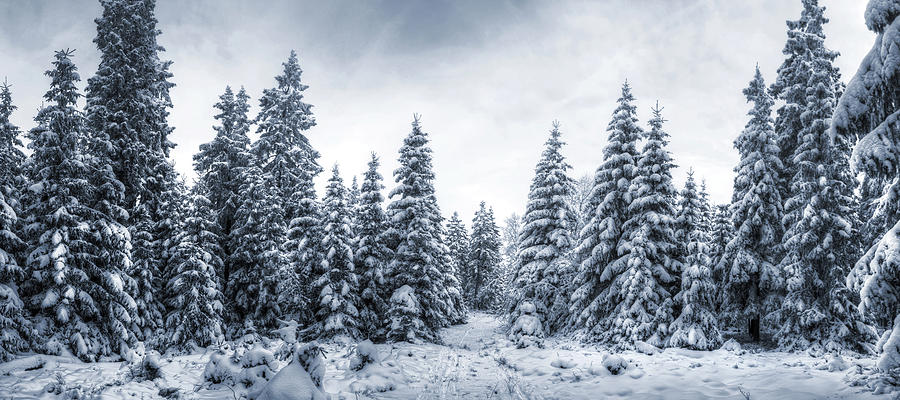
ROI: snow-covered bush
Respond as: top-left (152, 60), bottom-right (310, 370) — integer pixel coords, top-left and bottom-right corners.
top-left (255, 342), bottom-right (327, 400)
top-left (239, 344), bottom-right (279, 391)
top-left (349, 339), bottom-right (379, 371)
top-left (508, 301), bottom-right (544, 348)
top-left (602, 354), bottom-right (628, 375)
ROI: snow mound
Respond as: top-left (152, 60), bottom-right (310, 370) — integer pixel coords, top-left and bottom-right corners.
top-left (204, 352), bottom-right (241, 384)
top-left (349, 340), bottom-right (379, 371)
top-left (635, 340), bottom-right (660, 355)
top-left (550, 357), bottom-right (576, 369)
top-left (255, 342), bottom-right (327, 400)
top-left (602, 354), bottom-right (628, 375)
top-left (345, 340), bottom-right (408, 394)
top-left (817, 353), bottom-right (848, 372)
top-left (721, 338), bottom-right (742, 352)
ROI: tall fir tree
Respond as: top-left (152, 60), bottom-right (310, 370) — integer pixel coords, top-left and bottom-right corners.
top-left (446, 212), bottom-right (470, 304)
top-left (709, 203), bottom-right (734, 307)
top-left (165, 187), bottom-right (224, 350)
top-left (385, 116), bottom-right (465, 342)
top-left (508, 122), bottom-right (575, 340)
top-left (606, 103), bottom-right (680, 348)
top-left (24, 50), bottom-right (138, 361)
top-left (569, 83), bottom-right (643, 339)
top-left (469, 202), bottom-right (502, 310)
top-left (194, 86), bottom-right (253, 293)
top-left (354, 154), bottom-right (390, 340)
top-left (776, 0), bottom-right (876, 352)
top-left (311, 166), bottom-right (361, 339)
top-left (669, 172), bottom-right (722, 350)
top-left (0, 81), bottom-right (25, 210)
top-left (720, 67), bottom-right (784, 342)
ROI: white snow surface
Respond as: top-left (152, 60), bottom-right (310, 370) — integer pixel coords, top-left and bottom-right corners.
top-left (0, 313), bottom-right (895, 399)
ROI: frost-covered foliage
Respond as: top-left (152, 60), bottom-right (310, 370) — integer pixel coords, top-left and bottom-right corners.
top-left (229, 164), bottom-right (285, 333)
top-left (509, 122), bottom-right (574, 338)
top-left (311, 166), bottom-right (360, 340)
top-left (446, 212), bottom-right (470, 303)
top-left (165, 188), bottom-right (224, 350)
top-left (508, 301), bottom-right (544, 348)
top-left (832, 0), bottom-right (900, 377)
top-left (354, 154), bottom-right (390, 340)
top-left (606, 104), bottom-right (680, 348)
top-left (669, 172), bottom-right (722, 350)
top-left (720, 67), bottom-right (784, 340)
top-left (569, 84), bottom-right (642, 340)
top-left (385, 117), bottom-right (465, 342)
top-left (775, 0), bottom-right (876, 353)
top-left (468, 202), bottom-right (502, 310)
top-left (23, 50), bottom-right (137, 361)
top-left (194, 86), bottom-right (253, 309)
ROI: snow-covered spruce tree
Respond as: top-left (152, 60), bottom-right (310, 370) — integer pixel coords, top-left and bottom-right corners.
top-left (709, 204), bottom-right (734, 306)
top-left (0, 81), bottom-right (25, 210)
top-left (834, 0), bottom-right (900, 378)
top-left (776, 1), bottom-right (876, 353)
top-left (86, 0), bottom-right (178, 342)
top-left (0, 170), bottom-right (28, 361)
top-left (446, 212), bottom-right (470, 304)
top-left (719, 67), bottom-right (784, 342)
top-left (507, 121), bottom-right (575, 342)
top-left (311, 166), bottom-right (361, 340)
top-left (24, 50), bottom-right (137, 361)
top-left (229, 164), bottom-right (285, 333)
top-left (281, 165), bottom-right (321, 324)
top-left (669, 172), bottom-right (722, 350)
top-left (698, 179), bottom-right (713, 236)
top-left (607, 103), bottom-right (680, 348)
top-left (565, 174), bottom-right (595, 242)
top-left (385, 116), bottom-right (465, 342)
top-left (194, 86), bottom-right (253, 293)
top-left (569, 83), bottom-right (642, 339)
top-left (496, 214), bottom-right (521, 313)
top-left (354, 153), bottom-right (390, 340)
top-left (469, 202), bottom-right (502, 310)
top-left (165, 186), bottom-right (224, 350)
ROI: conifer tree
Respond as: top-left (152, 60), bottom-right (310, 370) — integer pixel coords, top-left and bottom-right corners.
top-left (508, 122), bottom-right (574, 338)
top-left (569, 83), bottom-right (642, 339)
top-left (709, 204), bottom-right (734, 301)
top-left (669, 172), bottom-right (722, 350)
top-left (0, 168), bottom-right (28, 361)
top-left (354, 154), bottom-right (390, 340)
top-left (720, 67), bottom-right (784, 342)
top-left (194, 86), bottom-right (253, 288)
top-left (446, 212), bottom-right (470, 303)
top-left (385, 116), bottom-right (465, 342)
top-left (606, 103), bottom-right (680, 348)
top-left (776, 0), bottom-right (876, 352)
top-left (469, 202), bottom-right (502, 310)
top-left (312, 166), bottom-right (360, 339)
top-left (0, 81), bottom-right (25, 207)
top-left (165, 187), bottom-right (224, 350)
top-left (24, 50), bottom-right (137, 361)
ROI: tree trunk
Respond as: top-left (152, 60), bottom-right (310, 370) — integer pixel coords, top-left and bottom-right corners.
top-left (749, 316), bottom-right (760, 342)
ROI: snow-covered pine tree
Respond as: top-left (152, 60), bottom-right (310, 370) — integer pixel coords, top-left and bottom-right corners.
top-left (385, 116), bottom-right (465, 342)
top-left (311, 166), bottom-right (360, 340)
top-left (446, 212), bottom-right (470, 305)
top-left (720, 67), bottom-right (784, 342)
top-left (508, 121), bottom-right (575, 340)
top-left (469, 202), bottom-right (502, 310)
top-left (354, 153), bottom-right (390, 340)
top-left (607, 103), bottom-right (680, 348)
top-left (194, 86), bottom-right (253, 294)
top-left (282, 165), bottom-right (322, 324)
top-left (0, 81), bottom-right (25, 211)
top-left (833, 0), bottom-right (900, 378)
top-left (496, 214), bottom-right (521, 313)
top-left (229, 164), bottom-right (285, 333)
top-left (669, 172), bottom-right (722, 350)
top-left (165, 186), bottom-right (224, 350)
top-left (709, 204), bottom-right (734, 307)
top-left (0, 164), bottom-right (28, 361)
top-left (569, 83), bottom-right (642, 339)
top-left (24, 50), bottom-right (138, 361)
top-left (776, 0), bottom-right (876, 352)
top-left (698, 179), bottom-right (713, 236)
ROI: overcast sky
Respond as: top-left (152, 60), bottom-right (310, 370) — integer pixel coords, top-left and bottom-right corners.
top-left (0, 0), bottom-right (875, 224)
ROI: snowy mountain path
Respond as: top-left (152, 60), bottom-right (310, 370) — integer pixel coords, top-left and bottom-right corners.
top-left (0, 312), bottom-right (891, 399)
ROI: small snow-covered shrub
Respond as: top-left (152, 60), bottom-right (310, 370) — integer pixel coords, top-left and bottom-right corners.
top-left (255, 342), bottom-right (327, 400)
top-left (129, 354), bottom-right (163, 382)
top-left (350, 339), bottom-right (379, 371)
top-left (203, 352), bottom-right (241, 384)
top-left (817, 353), bottom-right (848, 372)
top-left (721, 338), bottom-right (742, 352)
top-left (239, 344), bottom-right (278, 390)
top-left (635, 340), bottom-right (660, 355)
top-left (550, 357), bottom-right (576, 369)
top-left (602, 354), bottom-right (628, 375)
top-left (508, 301), bottom-right (544, 348)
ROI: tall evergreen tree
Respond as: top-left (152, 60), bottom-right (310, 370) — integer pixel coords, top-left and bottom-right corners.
top-left (507, 122), bottom-right (574, 340)
top-left (385, 116), bottom-right (465, 342)
top-left (669, 172), bottom-right (722, 350)
top-left (469, 202), bottom-right (502, 310)
top-left (776, 0), bottom-right (876, 352)
top-left (354, 154), bottom-right (390, 340)
top-left (720, 67), bottom-right (784, 342)
top-left (446, 212), bottom-right (470, 303)
top-left (194, 86), bottom-right (253, 290)
top-left (709, 204), bottom-right (734, 305)
top-left (311, 166), bottom-right (360, 339)
top-left (165, 187), bottom-right (224, 350)
top-left (0, 81), bottom-right (25, 207)
top-left (24, 50), bottom-right (138, 361)
top-left (604, 103), bottom-right (680, 348)
top-left (569, 83), bottom-right (643, 339)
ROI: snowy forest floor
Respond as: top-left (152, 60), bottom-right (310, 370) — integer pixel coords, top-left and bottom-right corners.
top-left (0, 312), bottom-right (895, 399)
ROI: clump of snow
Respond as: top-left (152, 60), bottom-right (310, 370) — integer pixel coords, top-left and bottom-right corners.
top-left (817, 353), bottom-right (848, 372)
top-left (255, 343), bottom-right (327, 400)
top-left (602, 354), bottom-right (629, 375)
top-left (273, 319), bottom-right (300, 344)
top-left (635, 341), bottom-right (660, 355)
top-left (128, 354), bottom-right (162, 382)
top-left (721, 338), bottom-right (742, 352)
top-left (203, 352), bottom-right (241, 384)
top-left (550, 357), bottom-right (576, 369)
top-left (508, 301), bottom-right (544, 348)
top-left (239, 344), bottom-right (278, 391)
top-left (349, 340), bottom-right (379, 371)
